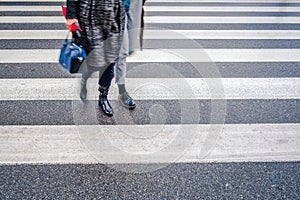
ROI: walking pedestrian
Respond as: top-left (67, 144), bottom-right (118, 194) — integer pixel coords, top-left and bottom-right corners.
top-left (114, 0), bottom-right (146, 109)
top-left (66, 0), bottom-right (125, 117)
top-left (114, 0), bottom-right (136, 110)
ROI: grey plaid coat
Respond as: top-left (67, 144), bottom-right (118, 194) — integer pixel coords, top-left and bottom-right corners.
top-left (66, 0), bottom-right (125, 61)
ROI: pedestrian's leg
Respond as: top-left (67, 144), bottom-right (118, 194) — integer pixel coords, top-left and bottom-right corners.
top-left (96, 32), bottom-right (122, 116)
top-left (98, 63), bottom-right (115, 88)
top-left (98, 63), bottom-right (115, 117)
top-left (129, 0), bottom-right (144, 51)
top-left (97, 0), bottom-right (125, 116)
top-left (115, 12), bottom-right (136, 109)
top-left (115, 55), bottom-right (136, 109)
top-left (115, 12), bottom-right (129, 87)
top-left (79, 58), bottom-right (94, 101)
top-left (126, 11), bottom-right (135, 55)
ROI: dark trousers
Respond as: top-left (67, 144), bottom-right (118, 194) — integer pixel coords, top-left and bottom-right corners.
top-left (81, 60), bottom-right (115, 89)
top-left (81, 46), bottom-right (115, 89)
top-left (98, 63), bottom-right (114, 88)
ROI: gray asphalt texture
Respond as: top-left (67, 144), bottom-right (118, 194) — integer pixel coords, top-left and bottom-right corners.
top-left (1, 62), bottom-right (300, 78)
top-left (0, 99), bottom-right (299, 125)
top-left (0, 162), bottom-right (299, 199)
top-left (3, 39), bottom-right (300, 49)
top-left (2, 23), bottom-right (300, 30)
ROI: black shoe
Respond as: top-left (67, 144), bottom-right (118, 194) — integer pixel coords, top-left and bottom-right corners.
top-left (98, 87), bottom-right (113, 117)
top-left (80, 78), bottom-right (87, 101)
top-left (118, 92), bottom-right (136, 110)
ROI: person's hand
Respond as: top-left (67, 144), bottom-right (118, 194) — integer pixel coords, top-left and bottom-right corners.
top-left (66, 18), bottom-right (78, 30)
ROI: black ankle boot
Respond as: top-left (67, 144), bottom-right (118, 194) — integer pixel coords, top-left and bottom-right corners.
top-left (98, 86), bottom-right (113, 117)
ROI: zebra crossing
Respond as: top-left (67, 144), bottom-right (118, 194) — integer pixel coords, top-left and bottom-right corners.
top-left (0, 0), bottom-right (299, 164)
top-left (0, 0), bottom-right (299, 181)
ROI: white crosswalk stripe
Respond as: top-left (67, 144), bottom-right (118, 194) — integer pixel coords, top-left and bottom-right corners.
top-left (1, 124), bottom-right (299, 164)
top-left (1, 49), bottom-right (300, 63)
top-left (2, 6), bottom-right (300, 12)
top-left (1, 78), bottom-right (299, 100)
top-left (2, 30), bottom-right (300, 39)
top-left (1, 16), bottom-right (300, 23)
top-left (0, 0), bottom-right (299, 165)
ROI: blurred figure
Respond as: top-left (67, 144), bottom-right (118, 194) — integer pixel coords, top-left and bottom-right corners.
top-left (114, 0), bottom-right (136, 110)
top-left (66, 0), bottom-right (125, 117)
top-left (114, 0), bottom-right (146, 110)
top-left (129, 0), bottom-right (146, 51)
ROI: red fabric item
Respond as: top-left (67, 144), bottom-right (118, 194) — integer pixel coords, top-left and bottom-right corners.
top-left (61, 6), bottom-right (82, 34)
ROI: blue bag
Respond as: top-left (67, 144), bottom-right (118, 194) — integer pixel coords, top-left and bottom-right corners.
top-left (124, 0), bottom-right (130, 12)
top-left (59, 32), bottom-right (86, 73)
